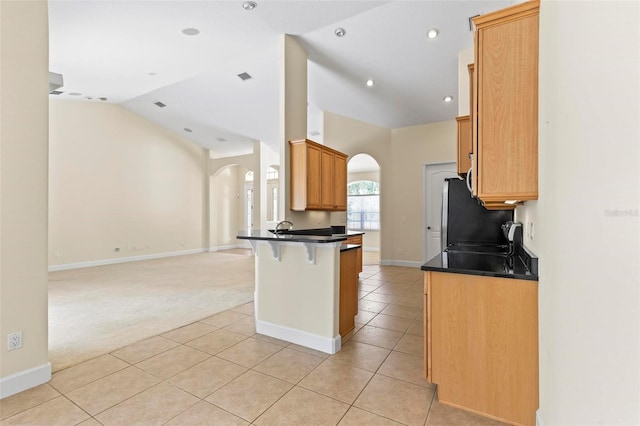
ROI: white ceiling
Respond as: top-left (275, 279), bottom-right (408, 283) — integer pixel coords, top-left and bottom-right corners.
top-left (48, 0), bottom-right (515, 158)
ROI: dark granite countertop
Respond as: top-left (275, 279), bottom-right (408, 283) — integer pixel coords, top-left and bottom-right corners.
top-left (421, 246), bottom-right (538, 281)
top-left (237, 230), bottom-right (348, 244)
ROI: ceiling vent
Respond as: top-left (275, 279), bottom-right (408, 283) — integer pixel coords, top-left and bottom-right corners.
top-left (237, 72), bottom-right (252, 81)
top-left (50, 90), bottom-right (63, 95)
top-left (154, 101), bottom-right (167, 108)
top-left (216, 137), bottom-right (227, 142)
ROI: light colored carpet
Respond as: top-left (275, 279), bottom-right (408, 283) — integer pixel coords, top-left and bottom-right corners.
top-left (48, 251), bottom-right (254, 372)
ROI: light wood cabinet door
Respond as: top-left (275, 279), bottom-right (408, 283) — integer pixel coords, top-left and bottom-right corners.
top-left (320, 149), bottom-right (335, 209)
top-left (345, 234), bottom-right (363, 273)
top-left (425, 271), bottom-right (539, 426)
top-left (290, 139), bottom-right (348, 211)
top-left (333, 153), bottom-right (347, 210)
top-left (472, 0), bottom-right (539, 205)
top-left (339, 249), bottom-right (358, 337)
top-left (456, 115), bottom-right (472, 175)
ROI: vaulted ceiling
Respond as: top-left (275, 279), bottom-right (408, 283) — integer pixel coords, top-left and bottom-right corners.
top-left (48, 0), bottom-right (515, 158)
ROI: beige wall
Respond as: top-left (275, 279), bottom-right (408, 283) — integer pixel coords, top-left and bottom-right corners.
top-left (209, 165), bottom-right (249, 249)
top-left (0, 0), bottom-right (50, 391)
top-left (516, 1), bottom-right (639, 424)
top-left (48, 100), bottom-right (208, 267)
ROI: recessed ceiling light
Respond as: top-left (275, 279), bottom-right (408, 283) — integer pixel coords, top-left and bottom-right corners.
top-left (335, 28), bottom-right (346, 37)
top-left (154, 101), bottom-right (167, 108)
top-left (443, 95), bottom-right (453, 103)
top-left (427, 28), bottom-right (439, 39)
top-left (148, 72), bottom-right (157, 76)
top-left (182, 28), bottom-right (200, 36)
top-left (309, 130), bottom-right (321, 136)
top-left (68, 92), bottom-right (82, 96)
top-left (216, 137), bottom-right (227, 142)
top-left (50, 91), bottom-right (63, 95)
top-left (238, 72), bottom-right (252, 81)
top-left (366, 79), bottom-right (375, 87)
top-left (184, 128), bottom-right (193, 133)
top-left (243, 1), bottom-right (257, 11)
top-left (99, 97), bottom-right (107, 101)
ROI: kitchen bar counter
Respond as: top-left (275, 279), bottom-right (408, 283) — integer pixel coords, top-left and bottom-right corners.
top-left (237, 230), bottom-right (347, 244)
top-left (421, 247), bottom-right (538, 281)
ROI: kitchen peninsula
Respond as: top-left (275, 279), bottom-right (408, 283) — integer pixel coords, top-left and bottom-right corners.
top-left (237, 229), bottom-right (361, 354)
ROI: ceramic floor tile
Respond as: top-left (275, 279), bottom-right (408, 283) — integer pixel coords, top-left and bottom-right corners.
top-left (372, 284), bottom-right (410, 296)
top-left (426, 400), bottom-right (509, 425)
top-left (65, 366), bottom-right (160, 415)
top-left (164, 400), bottom-right (249, 426)
top-left (136, 345), bottom-right (210, 380)
top-left (0, 396), bottom-right (89, 426)
top-left (230, 302), bottom-right (255, 316)
top-left (406, 319), bottom-right (425, 336)
top-left (363, 292), bottom-right (397, 304)
top-left (298, 358), bottom-right (373, 404)
top-left (205, 370), bottom-right (293, 422)
top-left (111, 335), bottom-right (179, 364)
top-left (358, 299), bottom-right (389, 313)
top-left (377, 351), bottom-right (433, 388)
top-left (354, 309), bottom-right (377, 324)
top-left (286, 343), bottom-right (331, 359)
top-left (78, 418), bottom-right (103, 426)
top-left (368, 313), bottom-right (413, 333)
top-left (50, 354), bottom-right (129, 394)
top-left (168, 356), bottom-right (247, 398)
top-left (161, 322), bottom-right (218, 344)
top-left (222, 316), bottom-right (257, 336)
top-left (186, 328), bottom-right (248, 355)
top-left (95, 383), bottom-right (199, 426)
top-left (380, 303), bottom-right (422, 320)
top-left (254, 386), bottom-right (349, 426)
top-left (338, 406), bottom-right (404, 425)
top-left (329, 341), bottom-right (391, 372)
top-left (200, 310), bottom-right (249, 328)
top-left (354, 374), bottom-right (435, 426)
top-left (351, 325), bottom-right (403, 350)
top-left (216, 337), bottom-right (283, 368)
top-left (358, 284), bottom-right (381, 293)
top-left (254, 347), bottom-right (324, 384)
top-left (392, 295), bottom-right (425, 308)
top-left (253, 333), bottom-right (291, 347)
top-left (394, 333), bottom-right (424, 356)
top-left (0, 384), bottom-right (60, 420)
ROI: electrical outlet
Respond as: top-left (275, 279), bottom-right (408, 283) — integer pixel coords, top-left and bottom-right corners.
top-left (8, 332), bottom-right (22, 351)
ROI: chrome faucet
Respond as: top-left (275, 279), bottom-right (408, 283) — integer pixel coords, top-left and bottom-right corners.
top-left (274, 220), bottom-right (294, 234)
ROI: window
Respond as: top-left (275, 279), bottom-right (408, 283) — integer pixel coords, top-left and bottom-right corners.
top-left (347, 180), bottom-right (380, 230)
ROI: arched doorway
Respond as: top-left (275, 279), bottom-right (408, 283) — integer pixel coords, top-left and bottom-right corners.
top-left (346, 154), bottom-right (381, 265)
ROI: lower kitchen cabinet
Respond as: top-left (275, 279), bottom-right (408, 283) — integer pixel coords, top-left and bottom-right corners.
top-left (344, 234), bottom-right (363, 273)
top-left (339, 248), bottom-right (358, 337)
top-left (424, 271), bottom-right (538, 426)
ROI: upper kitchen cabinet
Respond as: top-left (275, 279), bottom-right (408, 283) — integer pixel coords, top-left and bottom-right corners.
top-left (456, 115), bottom-right (472, 175)
top-left (472, 0), bottom-right (539, 206)
top-left (290, 139), bottom-right (348, 211)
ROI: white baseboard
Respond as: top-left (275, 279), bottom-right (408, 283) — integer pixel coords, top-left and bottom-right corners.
top-left (208, 243), bottom-right (249, 252)
top-left (48, 248), bottom-right (206, 272)
top-left (380, 259), bottom-right (423, 268)
top-left (0, 362), bottom-right (51, 399)
top-left (536, 410), bottom-right (544, 426)
top-left (256, 320), bottom-right (341, 354)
